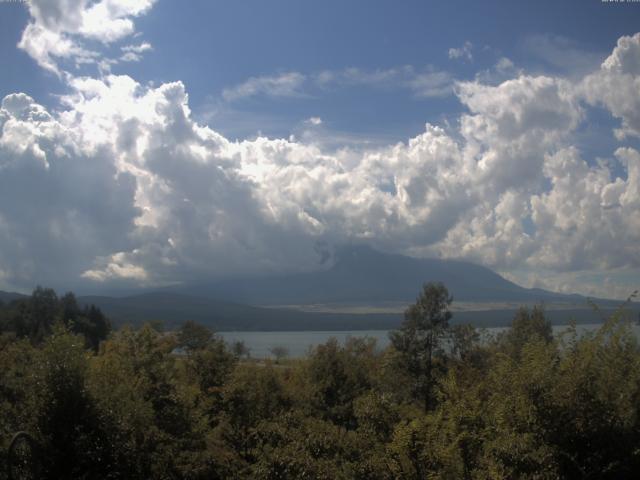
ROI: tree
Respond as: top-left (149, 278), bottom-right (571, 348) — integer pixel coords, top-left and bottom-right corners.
top-left (304, 337), bottom-right (377, 428)
top-left (59, 292), bottom-right (81, 327)
top-left (35, 325), bottom-right (110, 478)
top-left (0, 288), bottom-right (111, 349)
top-left (28, 286), bottom-right (59, 343)
top-left (269, 346), bottom-right (289, 364)
top-left (58, 292), bottom-right (111, 351)
top-left (450, 323), bottom-right (480, 362)
top-left (232, 340), bottom-right (250, 359)
top-left (177, 320), bottom-right (213, 352)
top-left (499, 305), bottom-right (552, 358)
top-left (187, 336), bottom-right (236, 399)
top-left (69, 304), bottom-right (111, 351)
top-left (221, 364), bottom-right (289, 460)
top-left (389, 282), bottom-right (452, 411)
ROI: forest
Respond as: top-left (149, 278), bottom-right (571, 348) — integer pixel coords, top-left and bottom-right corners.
top-left (1, 283), bottom-right (639, 479)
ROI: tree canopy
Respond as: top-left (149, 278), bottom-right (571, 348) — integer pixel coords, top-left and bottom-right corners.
top-left (1, 284), bottom-right (640, 479)
top-left (389, 282), bottom-right (452, 410)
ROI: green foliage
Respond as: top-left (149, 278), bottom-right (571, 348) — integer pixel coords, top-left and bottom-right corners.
top-left (389, 282), bottom-right (452, 410)
top-left (231, 340), bottom-right (250, 359)
top-left (34, 325), bottom-right (109, 479)
top-left (0, 336), bottom-right (40, 477)
top-left (250, 411), bottom-right (393, 480)
top-left (269, 345), bottom-right (289, 363)
top-left (220, 364), bottom-right (290, 464)
top-left (497, 305), bottom-right (553, 358)
top-left (1, 285), bottom-right (640, 479)
top-left (449, 323), bottom-right (480, 362)
top-left (86, 324), bottom-right (234, 479)
top-left (0, 287), bottom-right (110, 349)
top-left (186, 336), bottom-right (236, 396)
top-left (177, 320), bottom-right (213, 352)
top-left (303, 337), bottom-right (378, 429)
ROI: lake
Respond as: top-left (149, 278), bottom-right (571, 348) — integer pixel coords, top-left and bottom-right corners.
top-left (219, 323), bottom-right (640, 358)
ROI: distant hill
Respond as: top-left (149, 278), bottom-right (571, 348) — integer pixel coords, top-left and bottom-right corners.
top-left (75, 292), bottom-right (631, 332)
top-left (76, 292), bottom-right (402, 331)
top-left (1, 288), bottom-right (632, 332)
top-left (0, 290), bottom-right (27, 304)
top-left (1, 246), bottom-right (632, 331)
top-left (183, 245), bottom-right (595, 306)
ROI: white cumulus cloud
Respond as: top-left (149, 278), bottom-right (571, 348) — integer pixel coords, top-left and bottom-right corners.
top-left (18, 0), bottom-right (157, 75)
top-left (3, 0), bottom-right (640, 298)
top-left (581, 33), bottom-right (640, 139)
top-left (2, 59), bottom-right (638, 297)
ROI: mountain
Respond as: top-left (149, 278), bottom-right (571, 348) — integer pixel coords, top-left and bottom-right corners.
top-left (185, 245), bottom-right (590, 306)
top-left (1, 246), bottom-right (630, 332)
top-left (0, 290), bottom-right (27, 304)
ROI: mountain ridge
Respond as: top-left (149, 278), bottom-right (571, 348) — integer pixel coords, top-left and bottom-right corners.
top-left (1, 246), bottom-right (631, 331)
top-left (181, 245), bottom-right (598, 305)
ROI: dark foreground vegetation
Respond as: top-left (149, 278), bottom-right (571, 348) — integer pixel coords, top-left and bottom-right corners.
top-left (1, 284), bottom-right (639, 479)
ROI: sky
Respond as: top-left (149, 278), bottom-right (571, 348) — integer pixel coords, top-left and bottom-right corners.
top-left (0, 0), bottom-right (639, 299)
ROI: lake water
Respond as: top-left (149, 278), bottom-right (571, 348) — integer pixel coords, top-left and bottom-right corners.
top-left (219, 323), bottom-right (639, 358)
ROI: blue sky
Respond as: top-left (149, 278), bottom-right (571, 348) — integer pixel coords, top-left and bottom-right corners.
top-left (0, 0), bottom-right (639, 298)
top-left (3, 0), bottom-right (638, 141)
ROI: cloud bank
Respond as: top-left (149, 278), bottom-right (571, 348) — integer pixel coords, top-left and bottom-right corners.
top-left (1, 2), bottom-right (639, 298)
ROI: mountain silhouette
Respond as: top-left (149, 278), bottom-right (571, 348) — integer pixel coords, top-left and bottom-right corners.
top-left (186, 245), bottom-right (587, 305)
